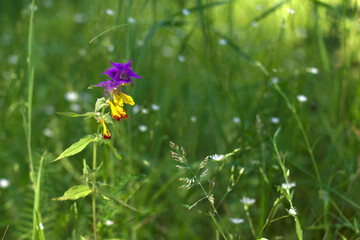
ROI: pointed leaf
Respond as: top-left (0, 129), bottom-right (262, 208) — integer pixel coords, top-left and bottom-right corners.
top-left (53, 135), bottom-right (95, 162)
top-left (53, 185), bottom-right (92, 201)
top-left (57, 112), bottom-right (94, 118)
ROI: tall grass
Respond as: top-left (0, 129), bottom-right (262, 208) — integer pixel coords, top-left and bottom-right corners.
top-left (1, 0), bottom-right (360, 239)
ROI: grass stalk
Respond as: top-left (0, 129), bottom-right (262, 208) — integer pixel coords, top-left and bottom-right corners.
top-left (27, 0), bottom-right (37, 239)
top-left (92, 141), bottom-right (98, 240)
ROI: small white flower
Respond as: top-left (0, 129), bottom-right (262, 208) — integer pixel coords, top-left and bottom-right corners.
top-left (141, 108), bottom-right (149, 114)
top-left (240, 197), bottom-right (256, 205)
top-left (182, 8), bottom-right (190, 16)
top-left (105, 220), bottom-right (114, 226)
top-left (44, 105), bottom-right (55, 115)
top-left (151, 103), bottom-right (160, 111)
top-left (281, 182), bottom-right (296, 190)
top-left (128, 17), bottom-right (135, 23)
top-left (271, 77), bottom-right (279, 84)
top-left (270, 117), bottom-right (280, 124)
top-left (106, 9), bottom-right (114, 16)
top-left (229, 218), bottom-right (244, 224)
top-left (8, 55), bottom-right (18, 64)
top-left (65, 91), bottom-right (79, 102)
top-left (297, 95), bottom-right (308, 102)
top-left (218, 38), bottom-right (227, 46)
top-left (108, 44), bottom-right (114, 53)
top-left (132, 105), bottom-right (141, 114)
top-left (232, 117), bottom-right (240, 123)
top-left (178, 55), bottom-right (186, 63)
top-left (39, 223), bottom-right (44, 230)
top-left (190, 116), bottom-right (197, 122)
top-left (287, 8), bottom-right (295, 14)
top-left (306, 67), bottom-right (319, 75)
top-left (42, 128), bottom-right (54, 138)
top-left (73, 13), bottom-right (87, 23)
top-left (251, 21), bottom-right (259, 28)
top-left (139, 125), bottom-right (148, 132)
top-left (0, 178), bottom-right (10, 188)
top-left (287, 207), bottom-right (297, 216)
top-left (70, 103), bottom-right (81, 112)
top-left (210, 154), bottom-right (225, 161)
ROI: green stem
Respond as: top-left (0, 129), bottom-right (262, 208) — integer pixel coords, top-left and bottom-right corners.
top-left (92, 141), bottom-right (98, 240)
top-left (244, 206), bottom-right (256, 239)
top-left (274, 84), bottom-right (323, 190)
top-left (27, 0), bottom-right (36, 239)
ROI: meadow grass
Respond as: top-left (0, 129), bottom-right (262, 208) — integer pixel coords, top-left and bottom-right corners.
top-left (1, 0), bottom-right (360, 239)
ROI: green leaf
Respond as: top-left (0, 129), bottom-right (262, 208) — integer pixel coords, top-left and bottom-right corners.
top-left (294, 216), bottom-right (303, 240)
top-left (53, 185), bottom-right (92, 201)
top-left (95, 97), bottom-right (108, 112)
top-left (57, 112), bottom-right (94, 118)
top-left (53, 135), bottom-right (95, 162)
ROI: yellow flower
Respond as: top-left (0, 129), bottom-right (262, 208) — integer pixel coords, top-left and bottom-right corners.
top-left (100, 118), bottom-right (111, 139)
top-left (108, 89), bottom-right (135, 121)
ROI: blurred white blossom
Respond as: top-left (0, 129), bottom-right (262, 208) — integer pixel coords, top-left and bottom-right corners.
top-left (0, 178), bottom-right (10, 188)
top-left (297, 95), bottom-right (308, 102)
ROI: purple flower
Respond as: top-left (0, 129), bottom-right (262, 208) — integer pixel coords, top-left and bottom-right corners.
top-left (102, 58), bottom-right (142, 86)
top-left (93, 58), bottom-right (142, 95)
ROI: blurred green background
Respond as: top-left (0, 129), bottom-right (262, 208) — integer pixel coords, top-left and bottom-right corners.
top-left (1, 0), bottom-right (360, 239)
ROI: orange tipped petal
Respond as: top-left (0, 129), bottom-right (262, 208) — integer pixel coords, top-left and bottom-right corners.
top-left (100, 119), bottom-right (111, 139)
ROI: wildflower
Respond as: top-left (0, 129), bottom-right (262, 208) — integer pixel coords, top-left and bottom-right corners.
top-left (281, 182), bottom-right (296, 190)
top-left (141, 108), bottom-right (149, 114)
top-left (105, 220), bottom-right (114, 226)
top-left (218, 38), bottom-right (227, 46)
top-left (233, 117), bottom-right (240, 123)
top-left (229, 218), bottom-right (244, 224)
top-left (287, 207), bottom-right (297, 216)
top-left (287, 8), bottom-right (295, 14)
top-left (210, 154), bottom-right (224, 161)
top-left (240, 197), bottom-right (256, 205)
top-left (106, 9), bottom-right (114, 16)
top-left (100, 119), bottom-right (111, 140)
top-left (182, 8), bottom-right (190, 16)
top-left (128, 17), bottom-right (135, 23)
top-left (64, 91), bottom-right (79, 102)
top-left (0, 178), bottom-right (10, 188)
top-left (107, 89), bottom-right (135, 121)
top-left (306, 67), bottom-right (319, 74)
top-left (100, 59), bottom-right (142, 87)
top-left (297, 95), bottom-right (308, 102)
top-left (270, 117), bottom-right (280, 124)
top-left (178, 55), bottom-right (186, 62)
top-left (39, 223), bottom-right (44, 230)
top-left (151, 103), bottom-right (160, 111)
top-left (271, 77), bottom-right (279, 84)
top-left (139, 125), bottom-right (147, 132)
top-left (190, 116), bottom-right (197, 122)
